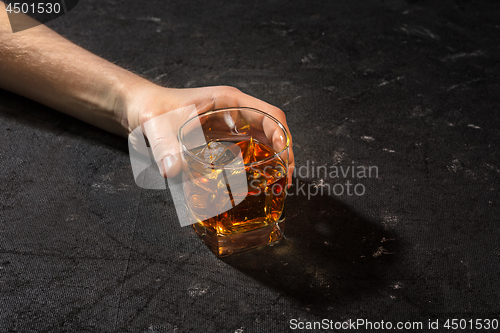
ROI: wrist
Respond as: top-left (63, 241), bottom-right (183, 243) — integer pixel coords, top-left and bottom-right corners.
top-left (120, 82), bottom-right (184, 137)
top-left (113, 76), bottom-right (161, 137)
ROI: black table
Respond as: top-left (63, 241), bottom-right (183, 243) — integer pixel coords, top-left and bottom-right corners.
top-left (1, 0), bottom-right (499, 332)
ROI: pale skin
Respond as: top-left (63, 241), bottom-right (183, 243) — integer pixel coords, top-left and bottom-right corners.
top-left (0, 3), bottom-right (294, 183)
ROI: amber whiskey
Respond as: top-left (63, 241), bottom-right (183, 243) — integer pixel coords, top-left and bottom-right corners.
top-left (183, 138), bottom-right (287, 256)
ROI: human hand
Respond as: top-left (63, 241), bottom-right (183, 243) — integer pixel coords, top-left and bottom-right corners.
top-left (125, 84), bottom-right (295, 185)
top-left (0, 8), bottom-right (293, 184)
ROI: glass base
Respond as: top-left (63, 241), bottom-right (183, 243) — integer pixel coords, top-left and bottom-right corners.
top-left (193, 219), bottom-right (285, 257)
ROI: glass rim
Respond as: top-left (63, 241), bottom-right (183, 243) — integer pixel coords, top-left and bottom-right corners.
top-left (178, 107), bottom-right (290, 169)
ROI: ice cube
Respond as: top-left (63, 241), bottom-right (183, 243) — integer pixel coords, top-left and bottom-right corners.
top-left (196, 141), bottom-right (243, 166)
top-left (213, 144), bottom-right (241, 165)
top-left (194, 141), bottom-right (224, 164)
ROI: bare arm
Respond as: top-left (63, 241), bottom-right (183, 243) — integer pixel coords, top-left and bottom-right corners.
top-left (0, 1), bottom-right (150, 136)
top-left (0, 3), bottom-right (294, 180)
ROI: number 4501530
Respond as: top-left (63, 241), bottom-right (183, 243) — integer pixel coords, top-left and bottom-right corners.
top-left (5, 2), bottom-right (61, 14)
top-left (443, 318), bottom-right (499, 330)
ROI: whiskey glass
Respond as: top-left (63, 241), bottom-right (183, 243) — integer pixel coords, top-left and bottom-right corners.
top-left (178, 107), bottom-right (290, 257)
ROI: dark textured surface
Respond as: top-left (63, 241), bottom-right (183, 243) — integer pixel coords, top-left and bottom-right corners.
top-left (1, 0), bottom-right (500, 332)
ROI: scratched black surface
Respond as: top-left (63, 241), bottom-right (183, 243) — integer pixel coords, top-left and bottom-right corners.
top-left (1, 0), bottom-right (499, 332)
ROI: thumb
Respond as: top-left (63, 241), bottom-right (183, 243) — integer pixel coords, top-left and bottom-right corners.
top-left (143, 105), bottom-right (198, 178)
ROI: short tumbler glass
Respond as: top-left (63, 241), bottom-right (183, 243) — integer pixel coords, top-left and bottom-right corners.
top-left (178, 107), bottom-right (290, 257)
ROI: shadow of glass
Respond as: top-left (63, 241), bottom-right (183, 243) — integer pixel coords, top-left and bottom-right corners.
top-left (221, 180), bottom-right (398, 308)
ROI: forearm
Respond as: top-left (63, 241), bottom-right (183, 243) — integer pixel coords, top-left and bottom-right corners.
top-left (0, 2), bottom-right (152, 136)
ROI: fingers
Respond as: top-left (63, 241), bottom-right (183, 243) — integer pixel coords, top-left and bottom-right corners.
top-left (199, 86), bottom-right (295, 186)
top-left (231, 89), bottom-right (295, 185)
top-left (138, 86), bottom-right (295, 186)
top-left (143, 113), bottom-right (181, 178)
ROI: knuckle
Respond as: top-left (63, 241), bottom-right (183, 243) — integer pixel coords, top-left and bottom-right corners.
top-left (275, 108), bottom-right (286, 118)
top-left (219, 85), bottom-right (240, 94)
top-left (272, 108), bottom-right (286, 121)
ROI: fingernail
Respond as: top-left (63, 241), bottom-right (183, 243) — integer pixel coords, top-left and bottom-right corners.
top-left (162, 155), bottom-right (178, 174)
top-left (157, 161), bottom-right (165, 177)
